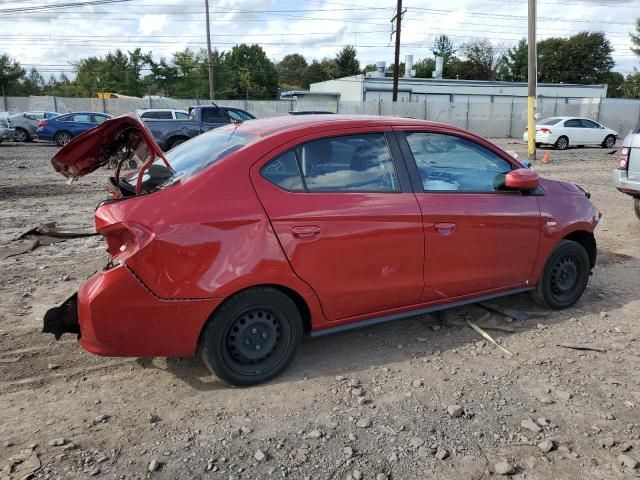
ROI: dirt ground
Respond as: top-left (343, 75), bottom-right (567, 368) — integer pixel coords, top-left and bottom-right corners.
top-left (1, 138), bottom-right (639, 480)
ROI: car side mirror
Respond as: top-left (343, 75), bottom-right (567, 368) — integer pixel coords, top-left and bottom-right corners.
top-left (504, 168), bottom-right (540, 191)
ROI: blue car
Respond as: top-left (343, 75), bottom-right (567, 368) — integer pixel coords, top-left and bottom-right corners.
top-left (37, 111), bottom-right (112, 146)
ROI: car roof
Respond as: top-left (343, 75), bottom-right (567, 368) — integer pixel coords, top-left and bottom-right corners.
top-left (234, 114), bottom-right (457, 137)
top-left (136, 108), bottom-right (186, 112)
top-left (57, 111), bottom-right (111, 116)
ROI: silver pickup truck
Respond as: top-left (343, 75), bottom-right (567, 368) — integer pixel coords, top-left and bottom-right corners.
top-left (613, 122), bottom-right (640, 220)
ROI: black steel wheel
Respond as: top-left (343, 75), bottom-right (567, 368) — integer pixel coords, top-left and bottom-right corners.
top-left (554, 136), bottom-right (569, 150)
top-left (602, 135), bottom-right (616, 149)
top-left (532, 240), bottom-right (590, 309)
top-left (200, 287), bottom-right (302, 386)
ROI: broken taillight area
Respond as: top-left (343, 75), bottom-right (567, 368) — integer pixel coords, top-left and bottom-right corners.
top-left (618, 147), bottom-right (629, 170)
top-left (98, 222), bottom-right (153, 263)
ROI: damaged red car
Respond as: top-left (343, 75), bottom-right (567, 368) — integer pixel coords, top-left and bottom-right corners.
top-left (44, 113), bottom-right (600, 386)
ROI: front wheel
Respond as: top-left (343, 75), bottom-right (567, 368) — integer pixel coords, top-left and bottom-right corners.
top-left (531, 240), bottom-right (591, 309)
top-left (602, 135), bottom-right (616, 149)
top-left (634, 198), bottom-right (640, 221)
top-left (199, 287), bottom-right (303, 386)
top-left (14, 128), bottom-right (29, 142)
top-left (554, 136), bottom-right (569, 150)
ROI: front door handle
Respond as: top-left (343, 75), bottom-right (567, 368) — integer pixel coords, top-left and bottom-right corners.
top-left (291, 225), bottom-right (321, 239)
top-left (434, 222), bottom-right (456, 236)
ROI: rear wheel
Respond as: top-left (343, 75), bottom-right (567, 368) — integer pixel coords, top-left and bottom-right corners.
top-left (532, 240), bottom-right (590, 309)
top-left (169, 137), bottom-right (188, 150)
top-left (14, 128), bottom-right (29, 142)
top-left (602, 134), bottom-right (616, 149)
top-left (54, 131), bottom-right (72, 147)
top-left (200, 287), bottom-right (303, 386)
top-left (554, 136), bottom-right (569, 150)
top-left (634, 198), bottom-right (640, 221)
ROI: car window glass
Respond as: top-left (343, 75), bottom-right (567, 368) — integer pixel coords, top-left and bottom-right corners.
top-left (580, 119), bottom-right (599, 128)
top-left (45, 112), bottom-right (58, 119)
top-left (294, 133), bottom-right (399, 192)
top-left (227, 109), bottom-right (253, 121)
top-left (73, 114), bottom-right (92, 123)
top-left (57, 114), bottom-right (71, 122)
top-left (405, 132), bottom-right (513, 192)
top-left (262, 150), bottom-right (305, 191)
top-left (564, 119), bottom-right (581, 128)
top-left (538, 118), bottom-right (561, 126)
top-left (175, 111), bottom-right (189, 119)
top-left (93, 114), bottom-right (109, 124)
top-left (201, 107), bottom-right (227, 123)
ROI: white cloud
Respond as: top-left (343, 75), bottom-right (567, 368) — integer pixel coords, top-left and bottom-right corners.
top-left (138, 14), bottom-right (168, 36)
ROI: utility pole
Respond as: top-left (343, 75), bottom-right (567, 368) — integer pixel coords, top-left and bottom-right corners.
top-left (527, 0), bottom-right (537, 160)
top-left (391, 0), bottom-right (403, 102)
top-left (204, 0), bottom-right (215, 100)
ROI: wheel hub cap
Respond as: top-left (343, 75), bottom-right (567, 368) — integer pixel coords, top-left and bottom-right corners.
top-left (551, 257), bottom-right (578, 294)
top-left (227, 309), bottom-right (280, 364)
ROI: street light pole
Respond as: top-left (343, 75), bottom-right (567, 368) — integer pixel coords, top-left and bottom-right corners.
top-left (527, 0), bottom-right (537, 161)
top-left (391, 0), bottom-right (403, 102)
top-left (205, 0), bottom-right (215, 100)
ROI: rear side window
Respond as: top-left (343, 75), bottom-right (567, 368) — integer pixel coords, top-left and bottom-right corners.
top-left (404, 132), bottom-right (512, 192)
top-left (57, 115), bottom-right (72, 122)
top-left (261, 133), bottom-right (400, 192)
top-left (564, 119), bottom-right (581, 127)
top-left (538, 118), bottom-right (561, 126)
top-left (175, 111), bottom-right (189, 119)
top-left (73, 114), bottom-right (92, 123)
top-left (141, 111), bottom-right (173, 119)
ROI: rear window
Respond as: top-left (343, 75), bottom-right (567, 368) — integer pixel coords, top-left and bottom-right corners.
top-left (127, 125), bottom-right (257, 192)
top-left (538, 118), bottom-right (561, 125)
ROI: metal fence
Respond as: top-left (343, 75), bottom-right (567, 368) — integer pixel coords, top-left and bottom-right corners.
top-left (3, 95), bottom-right (640, 138)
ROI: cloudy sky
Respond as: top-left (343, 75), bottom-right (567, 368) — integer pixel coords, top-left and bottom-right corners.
top-left (0, 0), bottom-right (638, 78)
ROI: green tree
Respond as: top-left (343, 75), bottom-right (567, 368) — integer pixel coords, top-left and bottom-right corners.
top-left (277, 54), bottom-right (308, 88)
top-left (620, 70), bottom-right (640, 99)
top-left (362, 63), bottom-right (378, 75)
top-left (0, 55), bottom-right (25, 95)
top-left (459, 39), bottom-right (502, 80)
top-left (302, 60), bottom-right (330, 88)
top-left (496, 39), bottom-right (527, 81)
top-left (414, 58), bottom-right (435, 78)
top-left (599, 71), bottom-right (624, 98)
top-left (335, 45), bottom-right (360, 77)
top-left (224, 44), bottom-right (278, 99)
top-left (630, 18), bottom-right (640, 57)
top-left (432, 34), bottom-right (456, 70)
top-left (21, 67), bottom-right (46, 95)
top-left (538, 32), bottom-right (614, 83)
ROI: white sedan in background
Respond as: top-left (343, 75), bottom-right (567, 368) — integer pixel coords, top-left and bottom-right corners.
top-left (523, 117), bottom-right (618, 150)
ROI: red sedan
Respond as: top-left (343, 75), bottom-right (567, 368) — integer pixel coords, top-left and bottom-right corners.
top-left (44, 114), bottom-right (600, 386)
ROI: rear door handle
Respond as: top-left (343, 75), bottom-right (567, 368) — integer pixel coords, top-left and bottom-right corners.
top-left (291, 225), bottom-right (321, 239)
top-left (434, 222), bottom-right (456, 236)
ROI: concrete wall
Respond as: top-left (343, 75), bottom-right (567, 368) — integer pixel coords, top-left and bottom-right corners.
top-left (3, 95), bottom-right (639, 139)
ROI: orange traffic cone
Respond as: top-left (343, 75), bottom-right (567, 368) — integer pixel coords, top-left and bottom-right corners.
top-left (541, 151), bottom-right (551, 164)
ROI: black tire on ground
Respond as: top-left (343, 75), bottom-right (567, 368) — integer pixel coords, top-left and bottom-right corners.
top-left (169, 138), bottom-right (187, 150)
top-left (602, 134), bottom-right (616, 149)
top-left (14, 128), bottom-right (30, 142)
top-left (554, 136), bottom-right (569, 150)
top-left (199, 287), bottom-right (303, 386)
top-left (535, 142), bottom-right (541, 148)
top-left (634, 198), bottom-right (640, 221)
top-left (531, 240), bottom-right (591, 310)
top-left (54, 131), bottom-right (72, 147)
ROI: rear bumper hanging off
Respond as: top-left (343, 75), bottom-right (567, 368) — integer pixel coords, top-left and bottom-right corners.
top-left (43, 293), bottom-right (80, 340)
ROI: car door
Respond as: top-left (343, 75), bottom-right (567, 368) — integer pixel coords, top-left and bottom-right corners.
top-left (200, 106), bottom-right (229, 132)
top-left (251, 129), bottom-right (424, 321)
top-left (70, 113), bottom-right (93, 135)
top-left (395, 129), bottom-right (541, 301)
top-left (580, 119), bottom-right (602, 145)
top-left (563, 118), bottom-right (583, 144)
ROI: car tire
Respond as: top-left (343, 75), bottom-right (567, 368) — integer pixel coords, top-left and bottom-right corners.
top-left (554, 136), bottom-right (569, 150)
top-left (199, 287), bottom-right (303, 386)
top-left (531, 240), bottom-right (591, 310)
top-left (634, 198), bottom-right (640, 221)
top-left (602, 135), bottom-right (616, 149)
top-left (14, 128), bottom-right (30, 142)
top-left (535, 142), bottom-right (541, 148)
top-left (54, 131), bottom-right (72, 147)
top-left (169, 138), bottom-right (187, 150)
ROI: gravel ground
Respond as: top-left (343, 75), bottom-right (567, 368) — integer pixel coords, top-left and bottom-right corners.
top-left (1, 138), bottom-right (640, 480)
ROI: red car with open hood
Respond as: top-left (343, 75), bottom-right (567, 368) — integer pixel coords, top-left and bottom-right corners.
top-left (44, 113), bottom-right (601, 386)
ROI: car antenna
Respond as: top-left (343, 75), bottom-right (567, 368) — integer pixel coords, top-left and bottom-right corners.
top-left (211, 100), bottom-right (242, 124)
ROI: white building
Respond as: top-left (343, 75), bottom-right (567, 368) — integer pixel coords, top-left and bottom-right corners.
top-left (302, 74), bottom-right (608, 104)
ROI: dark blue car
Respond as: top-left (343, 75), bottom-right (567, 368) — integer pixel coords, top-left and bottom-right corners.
top-left (37, 111), bottom-right (112, 146)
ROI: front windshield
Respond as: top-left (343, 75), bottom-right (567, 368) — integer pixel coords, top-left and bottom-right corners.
top-left (126, 125), bottom-right (257, 193)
